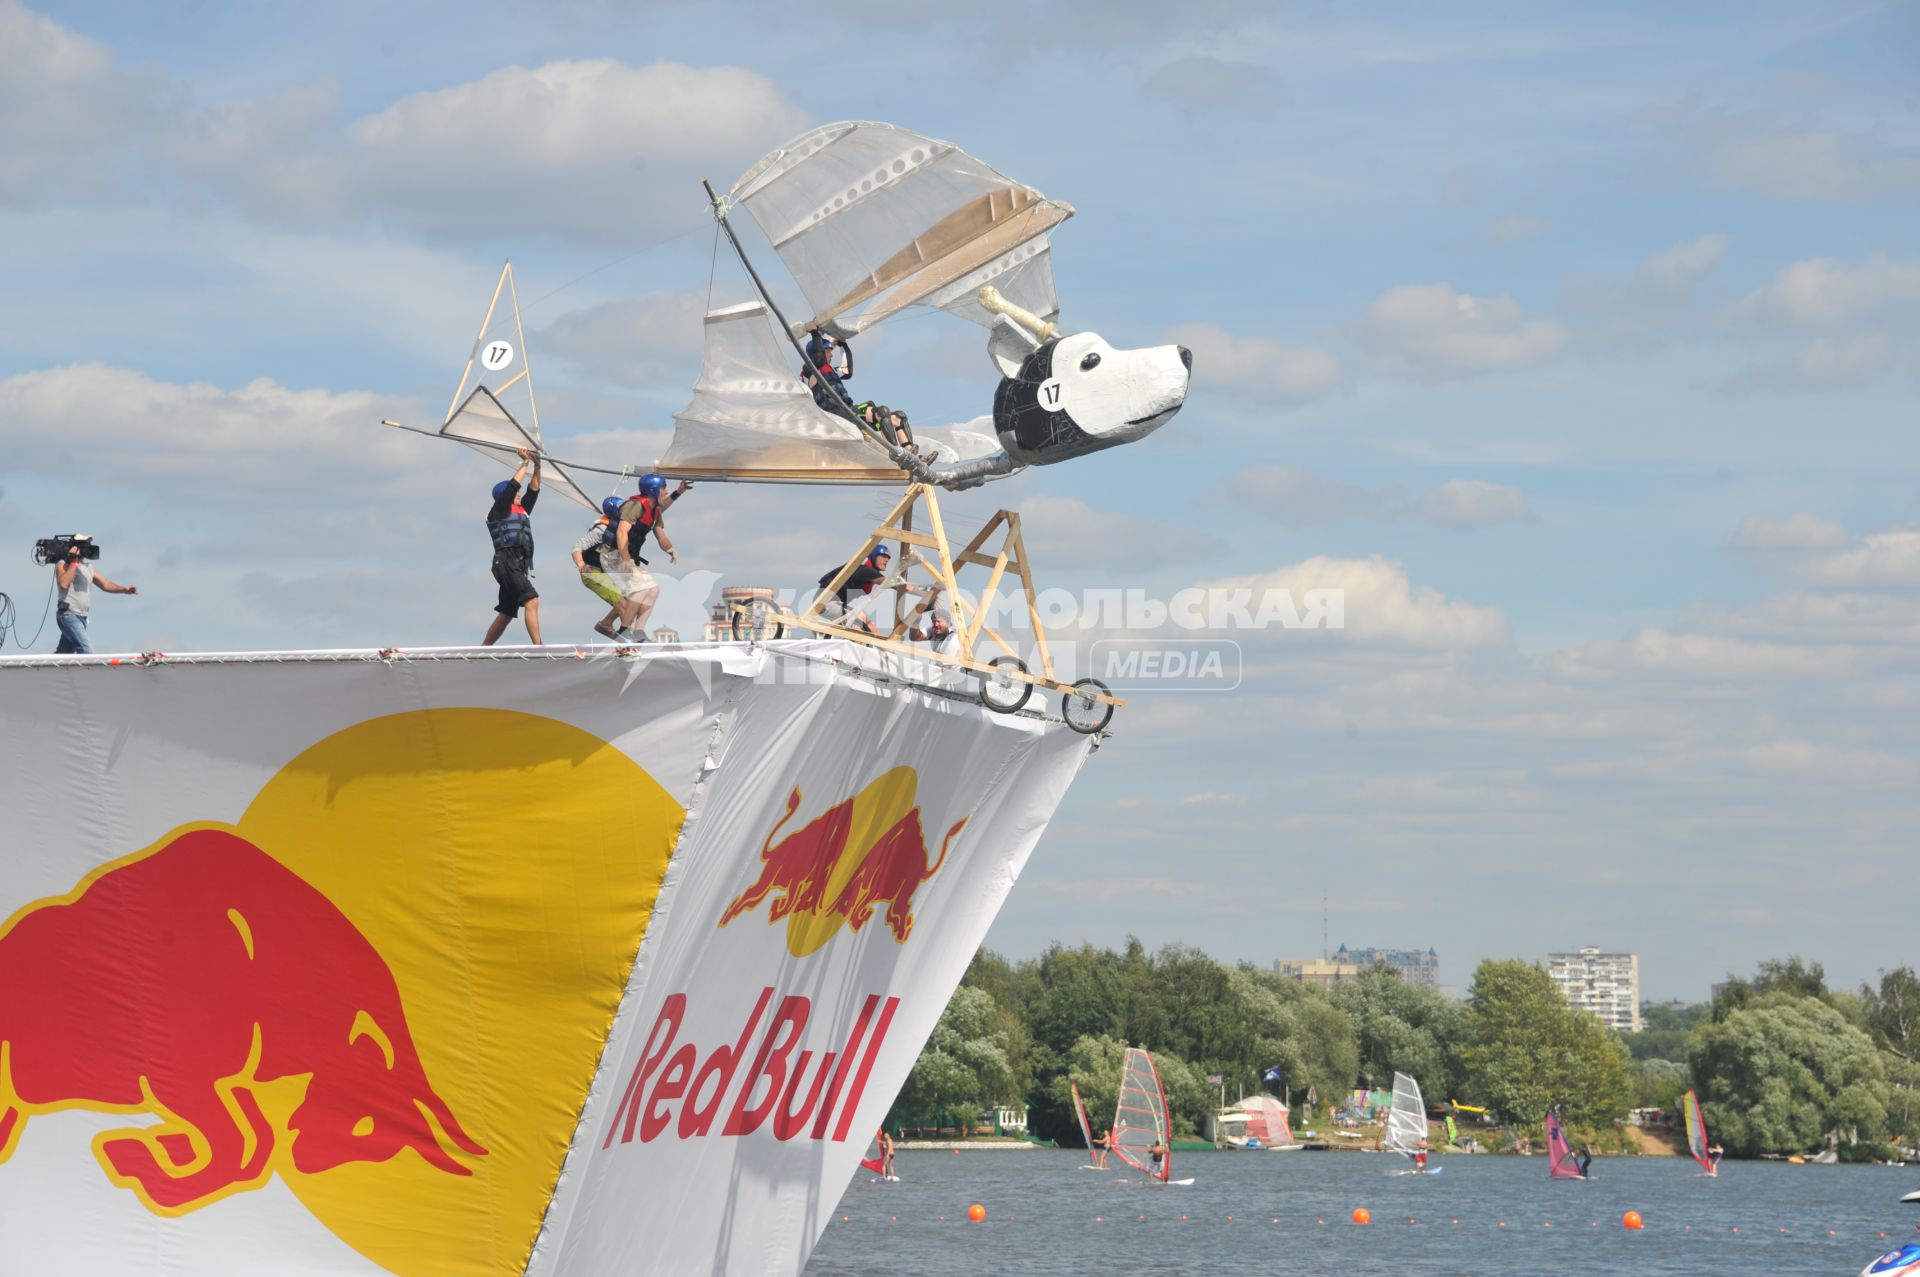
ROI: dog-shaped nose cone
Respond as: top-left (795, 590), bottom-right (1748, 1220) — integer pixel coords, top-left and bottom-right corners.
top-left (992, 331), bottom-right (1191, 466)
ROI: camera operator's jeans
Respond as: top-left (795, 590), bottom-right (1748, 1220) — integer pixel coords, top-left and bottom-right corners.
top-left (55, 609), bottom-right (90, 655)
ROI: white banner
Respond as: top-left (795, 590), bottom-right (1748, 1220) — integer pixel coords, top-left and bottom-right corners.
top-left (0, 643), bottom-right (1092, 1277)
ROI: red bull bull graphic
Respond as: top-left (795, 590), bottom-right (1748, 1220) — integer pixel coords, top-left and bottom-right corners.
top-left (718, 765), bottom-right (967, 957)
top-left (0, 827), bottom-right (486, 1214)
top-left (0, 703), bottom-right (686, 1277)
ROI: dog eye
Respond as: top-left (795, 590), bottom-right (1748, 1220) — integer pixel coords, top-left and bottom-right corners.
top-left (1079, 352), bottom-right (1101, 372)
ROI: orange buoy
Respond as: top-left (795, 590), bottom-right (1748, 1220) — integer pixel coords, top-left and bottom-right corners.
top-left (1623, 1210), bottom-right (1644, 1230)
top-left (1352, 1208), bottom-right (1371, 1226)
top-left (967, 1203), bottom-right (985, 1223)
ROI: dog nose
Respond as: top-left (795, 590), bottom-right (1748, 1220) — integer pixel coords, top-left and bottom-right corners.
top-left (1178, 346), bottom-right (1192, 371)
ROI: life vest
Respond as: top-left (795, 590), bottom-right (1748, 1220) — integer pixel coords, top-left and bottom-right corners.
top-left (581, 517), bottom-right (613, 569)
top-left (489, 503), bottom-right (533, 555)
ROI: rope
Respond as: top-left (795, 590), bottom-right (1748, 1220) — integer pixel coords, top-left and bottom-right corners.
top-left (1, 575), bottom-right (56, 649)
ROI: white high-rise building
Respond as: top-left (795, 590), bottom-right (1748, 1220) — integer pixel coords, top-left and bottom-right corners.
top-left (1547, 948), bottom-right (1641, 1032)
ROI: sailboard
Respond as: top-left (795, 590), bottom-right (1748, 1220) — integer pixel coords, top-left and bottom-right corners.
top-left (414, 261), bottom-right (599, 510)
top-left (1545, 1110), bottom-right (1586, 1180)
top-left (1111, 1047), bottom-right (1173, 1183)
top-left (1384, 1072), bottom-right (1430, 1164)
top-left (1683, 1089), bottom-right (1715, 1176)
top-left (1071, 1081), bottom-right (1106, 1170)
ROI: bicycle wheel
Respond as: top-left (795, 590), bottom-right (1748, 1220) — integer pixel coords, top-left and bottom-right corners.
top-left (1062, 677), bottom-right (1115, 734)
top-left (977, 655), bottom-right (1032, 714)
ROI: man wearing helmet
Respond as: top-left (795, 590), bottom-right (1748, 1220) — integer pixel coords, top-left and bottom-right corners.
top-left (612, 473), bottom-right (692, 641)
top-left (572, 496), bottom-right (628, 639)
top-left (481, 448), bottom-right (542, 645)
top-left (815, 544), bottom-right (891, 635)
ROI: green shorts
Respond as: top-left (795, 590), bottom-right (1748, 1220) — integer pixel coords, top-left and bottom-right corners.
top-left (580, 570), bottom-right (622, 607)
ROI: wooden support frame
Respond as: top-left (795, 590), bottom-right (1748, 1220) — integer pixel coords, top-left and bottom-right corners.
top-left (782, 484), bottom-right (1123, 721)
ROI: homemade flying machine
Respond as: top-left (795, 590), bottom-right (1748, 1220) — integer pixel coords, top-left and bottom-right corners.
top-left (388, 122), bottom-right (1193, 732)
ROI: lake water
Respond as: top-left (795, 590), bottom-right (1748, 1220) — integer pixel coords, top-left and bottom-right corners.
top-left (804, 1148), bottom-right (1920, 1276)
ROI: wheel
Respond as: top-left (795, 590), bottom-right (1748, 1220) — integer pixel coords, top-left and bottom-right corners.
top-left (1062, 677), bottom-right (1114, 734)
top-left (730, 600), bottom-right (784, 641)
top-left (976, 655), bottom-right (1032, 713)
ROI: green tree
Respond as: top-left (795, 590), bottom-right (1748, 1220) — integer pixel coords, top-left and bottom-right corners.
top-left (1687, 993), bottom-right (1888, 1157)
top-left (892, 985), bottom-right (1014, 1132)
top-left (1456, 959), bottom-right (1631, 1127)
top-left (1328, 966), bottom-right (1465, 1099)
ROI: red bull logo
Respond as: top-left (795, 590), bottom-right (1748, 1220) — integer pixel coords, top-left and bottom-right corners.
top-left (0, 706), bottom-right (685, 1276)
top-left (0, 828), bottom-right (485, 1214)
top-left (601, 986), bottom-right (900, 1150)
top-left (718, 765), bottom-right (966, 957)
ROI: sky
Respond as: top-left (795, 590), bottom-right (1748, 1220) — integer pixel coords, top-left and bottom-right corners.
top-left (2, 0), bottom-right (1916, 1002)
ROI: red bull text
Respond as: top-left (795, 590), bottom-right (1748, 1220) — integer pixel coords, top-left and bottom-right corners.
top-left (718, 767), bottom-right (967, 958)
top-left (602, 987), bottom-right (900, 1148)
top-left (0, 828), bottom-right (485, 1214)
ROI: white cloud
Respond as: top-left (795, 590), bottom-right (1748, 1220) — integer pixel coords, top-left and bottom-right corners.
top-left (1648, 98), bottom-right (1920, 205)
top-left (1416, 479), bottom-right (1535, 529)
top-left (1725, 254), bottom-right (1920, 330)
top-left (1163, 322), bottom-right (1343, 406)
top-left (1202, 555), bottom-right (1510, 649)
top-left (343, 60), bottom-right (806, 246)
top-left (1352, 283), bottom-right (1564, 379)
top-left (1729, 517), bottom-right (1920, 590)
top-left (1210, 465), bottom-right (1378, 527)
top-left (1726, 513), bottom-right (1848, 554)
top-left (1012, 494), bottom-right (1224, 569)
top-left (0, 0), bottom-right (168, 207)
top-left (1637, 233), bottom-right (1731, 293)
top-left (1562, 233), bottom-right (1731, 349)
top-left (1554, 629), bottom-right (1850, 681)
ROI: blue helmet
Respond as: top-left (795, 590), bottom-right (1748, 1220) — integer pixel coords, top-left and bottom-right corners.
top-left (638, 473), bottom-right (667, 498)
top-left (867, 543), bottom-right (891, 563)
top-left (601, 496), bottom-right (624, 520)
top-left (492, 479), bottom-right (515, 500)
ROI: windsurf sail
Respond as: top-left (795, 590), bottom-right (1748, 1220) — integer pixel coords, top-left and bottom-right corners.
top-left (1384, 1072), bottom-right (1428, 1158)
top-left (1071, 1081), bottom-right (1096, 1154)
top-left (1229, 1095), bottom-right (1292, 1146)
top-left (1111, 1047), bottom-right (1171, 1181)
top-left (435, 261), bottom-right (598, 510)
top-left (860, 1130), bottom-right (886, 1176)
top-left (1683, 1089), bottom-right (1714, 1174)
top-left (1546, 1110), bottom-right (1583, 1179)
top-left (1444, 1114), bottom-right (1459, 1147)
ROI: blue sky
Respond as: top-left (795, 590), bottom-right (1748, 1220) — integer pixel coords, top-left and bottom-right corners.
top-left (3, 1), bottom-right (1916, 1001)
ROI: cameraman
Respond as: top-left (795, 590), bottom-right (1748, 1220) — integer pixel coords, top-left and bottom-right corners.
top-left (54, 545), bottom-right (137, 655)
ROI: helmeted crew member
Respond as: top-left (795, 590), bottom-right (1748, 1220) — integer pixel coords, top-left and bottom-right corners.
top-left (816, 544), bottom-right (890, 635)
top-left (53, 543), bottom-right (136, 655)
top-left (573, 496), bottom-right (627, 639)
top-left (803, 328), bottom-right (851, 409)
top-left (612, 473), bottom-right (692, 642)
top-left (481, 448), bottom-right (541, 646)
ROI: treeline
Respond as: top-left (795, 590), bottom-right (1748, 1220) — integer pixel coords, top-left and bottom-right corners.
top-left (889, 943), bottom-right (1919, 1162)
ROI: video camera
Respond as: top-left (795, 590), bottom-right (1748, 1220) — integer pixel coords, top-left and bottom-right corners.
top-left (33, 534), bottom-right (100, 565)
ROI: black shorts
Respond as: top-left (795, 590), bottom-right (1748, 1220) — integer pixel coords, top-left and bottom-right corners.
top-left (492, 554), bottom-right (537, 616)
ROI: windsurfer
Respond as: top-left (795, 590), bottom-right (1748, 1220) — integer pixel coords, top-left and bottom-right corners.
top-left (877, 1127), bottom-right (895, 1179)
top-left (1576, 1143), bottom-right (1593, 1177)
top-left (1415, 1139), bottom-right (1429, 1173)
top-left (1708, 1143), bottom-right (1723, 1175)
top-left (1091, 1128), bottom-right (1114, 1169)
top-left (481, 448), bottom-right (542, 646)
top-left (1149, 1141), bottom-right (1168, 1177)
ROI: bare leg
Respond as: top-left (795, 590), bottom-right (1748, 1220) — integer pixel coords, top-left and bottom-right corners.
top-left (481, 613), bottom-right (510, 646)
top-left (629, 585), bottom-right (661, 634)
top-left (523, 598), bottom-right (542, 644)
